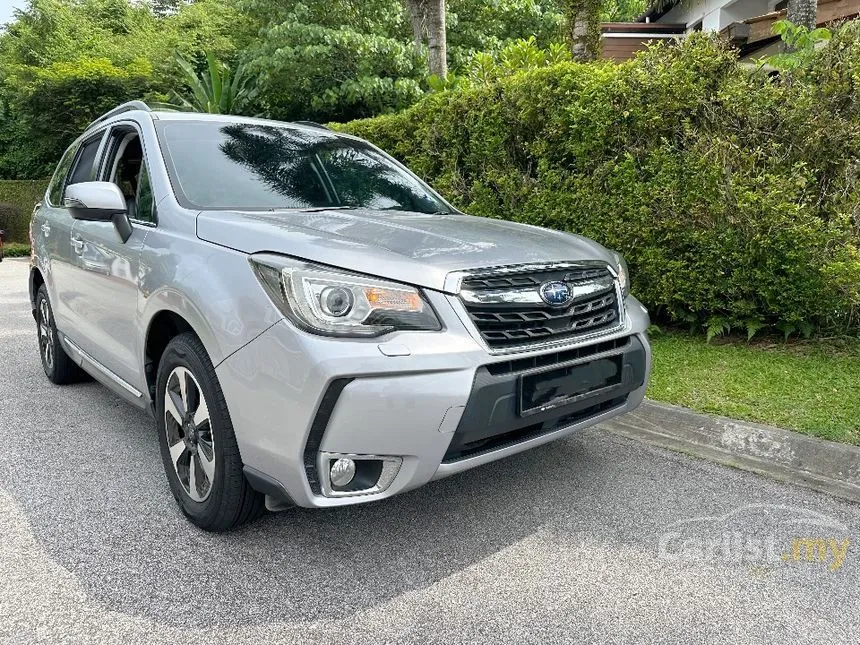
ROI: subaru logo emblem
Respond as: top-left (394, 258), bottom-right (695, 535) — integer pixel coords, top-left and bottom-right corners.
top-left (539, 281), bottom-right (571, 306)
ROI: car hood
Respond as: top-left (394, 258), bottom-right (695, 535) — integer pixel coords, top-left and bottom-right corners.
top-left (196, 208), bottom-right (614, 293)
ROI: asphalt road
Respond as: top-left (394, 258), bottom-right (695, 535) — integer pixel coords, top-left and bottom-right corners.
top-left (1, 257), bottom-right (859, 645)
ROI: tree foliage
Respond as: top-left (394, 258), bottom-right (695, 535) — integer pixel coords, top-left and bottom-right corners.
top-left (239, 0), bottom-right (425, 122)
top-left (150, 0), bottom-right (188, 17)
top-left (766, 19), bottom-right (831, 70)
top-left (0, 0), bottom-right (161, 68)
top-left (0, 57), bottom-right (155, 179)
top-left (447, 0), bottom-right (566, 68)
top-left (0, 0), bottom-right (253, 178)
top-left (599, 0), bottom-right (647, 21)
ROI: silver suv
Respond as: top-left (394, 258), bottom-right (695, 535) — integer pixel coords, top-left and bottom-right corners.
top-left (30, 102), bottom-right (651, 531)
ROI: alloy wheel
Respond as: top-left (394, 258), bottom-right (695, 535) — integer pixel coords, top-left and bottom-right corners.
top-left (164, 366), bottom-right (215, 502)
top-left (38, 298), bottom-right (54, 371)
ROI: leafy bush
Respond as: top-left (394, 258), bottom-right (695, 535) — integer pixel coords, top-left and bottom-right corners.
top-left (765, 20), bottom-right (832, 71)
top-left (0, 57), bottom-right (157, 179)
top-left (464, 37), bottom-right (571, 87)
top-left (339, 29), bottom-right (860, 338)
top-left (0, 179), bottom-right (48, 243)
top-left (429, 37), bottom-right (571, 93)
top-left (2, 242), bottom-right (32, 258)
top-left (167, 51), bottom-right (259, 115)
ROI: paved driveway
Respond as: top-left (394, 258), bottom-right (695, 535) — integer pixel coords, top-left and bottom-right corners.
top-left (1, 258), bottom-right (858, 644)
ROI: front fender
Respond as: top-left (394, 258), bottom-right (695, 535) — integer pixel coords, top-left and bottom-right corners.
top-left (138, 234), bottom-right (282, 371)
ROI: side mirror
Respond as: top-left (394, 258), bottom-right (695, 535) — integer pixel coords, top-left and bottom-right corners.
top-left (64, 182), bottom-right (133, 243)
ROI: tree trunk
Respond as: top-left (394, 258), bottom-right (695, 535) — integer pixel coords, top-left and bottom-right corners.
top-left (566, 0), bottom-right (601, 62)
top-left (405, 0), bottom-right (427, 53)
top-left (786, 0), bottom-right (818, 30)
top-left (426, 0), bottom-right (447, 78)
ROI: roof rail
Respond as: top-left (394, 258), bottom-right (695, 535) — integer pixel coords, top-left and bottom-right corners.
top-left (293, 120), bottom-right (330, 131)
top-left (87, 100), bottom-right (152, 129)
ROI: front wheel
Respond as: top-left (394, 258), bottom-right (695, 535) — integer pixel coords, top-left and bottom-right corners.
top-left (156, 332), bottom-right (264, 531)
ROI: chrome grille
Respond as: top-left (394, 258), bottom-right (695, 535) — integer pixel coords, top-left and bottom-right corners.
top-left (458, 264), bottom-right (622, 350)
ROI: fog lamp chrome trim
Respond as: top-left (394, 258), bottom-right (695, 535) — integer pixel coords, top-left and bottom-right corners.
top-left (317, 452), bottom-right (402, 498)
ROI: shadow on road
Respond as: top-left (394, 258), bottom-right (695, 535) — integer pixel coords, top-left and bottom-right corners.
top-left (1, 334), bottom-right (665, 628)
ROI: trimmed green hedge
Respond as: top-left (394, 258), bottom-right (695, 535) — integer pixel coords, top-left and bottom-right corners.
top-left (2, 242), bottom-right (31, 258)
top-left (339, 30), bottom-right (860, 338)
top-left (0, 180), bottom-right (48, 243)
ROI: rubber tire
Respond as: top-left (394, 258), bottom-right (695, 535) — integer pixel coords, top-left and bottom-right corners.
top-left (36, 284), bottom-right (86, 384)
top-left (156, 332), bottom-right (264, 531)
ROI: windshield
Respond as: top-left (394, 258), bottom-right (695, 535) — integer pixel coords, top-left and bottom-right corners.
top-left (155, 120), bottom-right (453, 213)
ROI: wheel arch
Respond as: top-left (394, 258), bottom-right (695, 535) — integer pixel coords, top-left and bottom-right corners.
top-left (29, 265), bottom-right (45, 317)
top-left (141, 296), bottom-right (225, 408)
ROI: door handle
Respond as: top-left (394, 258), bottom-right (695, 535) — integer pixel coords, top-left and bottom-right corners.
top-left (41, 222), bottom-right (51, 237)
top-left (71, 237), bottom-right (84, 254)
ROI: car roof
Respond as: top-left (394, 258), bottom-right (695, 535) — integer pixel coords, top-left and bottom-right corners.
top-left (152, 110), bottom-right (338, 134)
top-left (85, 101), bottom-right (340, 137)
top-left (88, 107), bottom-right (339, 139)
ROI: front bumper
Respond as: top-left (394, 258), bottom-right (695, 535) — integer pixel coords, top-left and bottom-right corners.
top-left (216, 291), bottom-right (652, 508)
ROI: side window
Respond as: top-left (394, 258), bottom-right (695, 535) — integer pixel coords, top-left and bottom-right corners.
top-left (103, 127), bottom-right (155, 224)
top-left (47, 144), bottom-right (79, 206)
top-left (66, 135), bottom-right (103, 188)
top-left (135, 163), bottom-right (155, 223)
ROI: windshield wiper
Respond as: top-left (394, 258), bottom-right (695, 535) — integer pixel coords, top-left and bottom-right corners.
top-left (275, 205), bottom-right (356, 212)
top-left (375, 206), bottom-right (452, 214)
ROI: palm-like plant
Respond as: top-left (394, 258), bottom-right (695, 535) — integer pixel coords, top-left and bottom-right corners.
top-left (170, 51), bottom-right (258, 115)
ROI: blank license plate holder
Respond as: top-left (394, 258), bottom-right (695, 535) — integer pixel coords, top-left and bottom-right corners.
top-left (518, 355), bottom-right (623, 416)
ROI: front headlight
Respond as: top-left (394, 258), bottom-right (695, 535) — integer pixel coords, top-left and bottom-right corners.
top-left (612, 251), bottom-right (630, 297)
top-left (249, 254), bottom-right (442, 337)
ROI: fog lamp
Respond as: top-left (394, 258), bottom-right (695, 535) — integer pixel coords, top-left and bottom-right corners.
top-left (330, 458), bottom-right (356, 487)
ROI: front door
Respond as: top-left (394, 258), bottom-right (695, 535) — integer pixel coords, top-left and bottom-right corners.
top-left (67, 125), bottom-right (153, 391)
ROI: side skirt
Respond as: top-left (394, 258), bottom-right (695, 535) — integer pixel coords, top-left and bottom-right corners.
top-left (60, 333), bottom-right (151, 411)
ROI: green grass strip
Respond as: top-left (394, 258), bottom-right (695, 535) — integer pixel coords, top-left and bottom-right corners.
top-left (648, 332), bottom-right (860, 445)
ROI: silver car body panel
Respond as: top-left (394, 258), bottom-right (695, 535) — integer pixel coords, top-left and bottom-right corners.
top-left (195, 208), bottom-right (615, 293)
top-left (215, 296), bottom-right (650, 507)
top-left (31, 107), bottom-right (653, 510)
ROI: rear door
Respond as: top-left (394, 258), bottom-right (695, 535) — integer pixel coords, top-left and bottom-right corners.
top-left (36, 133), bottom-right (105, 334)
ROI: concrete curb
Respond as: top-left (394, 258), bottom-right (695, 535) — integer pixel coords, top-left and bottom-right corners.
top-left (601, 400), bottom-right (860, 504)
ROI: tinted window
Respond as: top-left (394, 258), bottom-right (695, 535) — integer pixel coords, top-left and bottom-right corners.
top-left (104, 129), bottom-right (154, 223)
top-left (135, 163), bottom-right (155, 223)
top-left (156, 121), bottom-right (452, 213)
top-left (47, 144), bottom-right (79, 205)
top-left (67, 135), bottom-right (103, 187)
